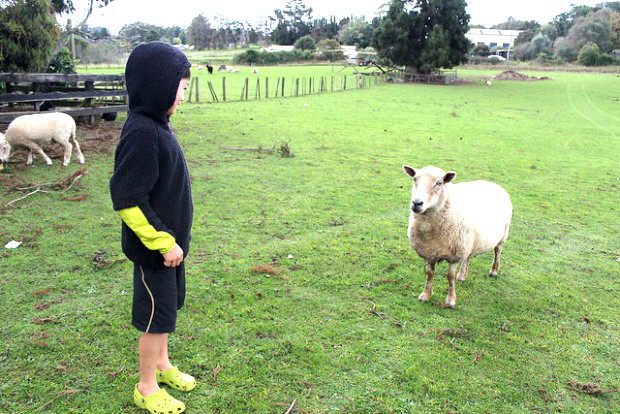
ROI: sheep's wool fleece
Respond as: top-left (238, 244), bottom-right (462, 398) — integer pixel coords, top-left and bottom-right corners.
top-left (109, 41), bottom-right (193, 268)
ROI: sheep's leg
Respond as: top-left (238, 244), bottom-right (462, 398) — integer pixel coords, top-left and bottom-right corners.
top-left (489, 244), bottom-right (503, 278)
top-left (418, 262), bottom-right (435, 302)
top-left (70, 132), bottom-right (85, 164)
top-left (22, 141), bottom-right (52, 165)
top-left (61, 141), bottom-right (73, 167)
top-left (445, 262), bottom-right (459, 308)
top-left (457, 257), bottom-right (470, 282)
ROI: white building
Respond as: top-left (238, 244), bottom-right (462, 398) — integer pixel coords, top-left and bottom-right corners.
top-left (466, 29), bottom-right (522, 49)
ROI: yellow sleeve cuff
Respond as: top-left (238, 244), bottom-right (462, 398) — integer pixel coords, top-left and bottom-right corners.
top-left (118, 206), bottom-right (176, 254)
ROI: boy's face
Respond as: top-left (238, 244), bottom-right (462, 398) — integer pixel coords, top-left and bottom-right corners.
top-left (167, 78), bottom-right (190, 115)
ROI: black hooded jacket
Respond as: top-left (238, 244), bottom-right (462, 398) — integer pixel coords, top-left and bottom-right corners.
top-left (109, 42), bottom-right (193, 268)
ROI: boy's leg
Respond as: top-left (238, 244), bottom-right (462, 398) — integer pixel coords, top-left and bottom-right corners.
top-left (138, 332), bottom-right (165, 397)
top-left (157, 333), bottom-right (174, 372)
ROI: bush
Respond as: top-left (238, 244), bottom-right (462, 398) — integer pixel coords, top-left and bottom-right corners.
top-left (578, 42), bottom-right (600, 66)
top-left (597, 53), bottom-right (614, 65)
top-left (234, 49), bottom-right (317, 65)
top-left (294, 35), bottom-right (316, 51)
top-left (316, 39), bottom-right (340, 51)
top-left (47, 48), bottom-right (75, 74)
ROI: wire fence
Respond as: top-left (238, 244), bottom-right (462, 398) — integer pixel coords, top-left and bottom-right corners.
top-left (187, 72), bottom-right (387, 103)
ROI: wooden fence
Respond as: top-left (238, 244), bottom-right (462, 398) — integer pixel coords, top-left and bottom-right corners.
top-left (188, 72), bottom-right (386, 103)
top-left (0, 73), bottom-right (127, 124)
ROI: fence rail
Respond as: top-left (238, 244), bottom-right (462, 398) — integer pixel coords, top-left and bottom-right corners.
top-left (0, 73), bottom-right (127, 124)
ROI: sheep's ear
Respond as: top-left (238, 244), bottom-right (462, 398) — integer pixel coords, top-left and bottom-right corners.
top-left (403, 165), bottom-right (416, 178)
top-left (443, 171), bottom-right (456, 183)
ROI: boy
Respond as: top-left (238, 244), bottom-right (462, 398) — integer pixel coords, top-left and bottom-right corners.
top-left (110, 41), bottom-right (195, 413)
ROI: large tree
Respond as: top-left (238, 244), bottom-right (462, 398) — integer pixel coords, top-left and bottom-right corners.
top-left (270, 0), bottom-right (313, 45)
top-left (0, 0), bottom-right (59, 72)
top-left (372, 0), bottom-right (471, 73)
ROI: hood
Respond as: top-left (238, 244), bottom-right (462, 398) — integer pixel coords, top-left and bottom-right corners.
top-left (125, 41), bottom-right (191, 124)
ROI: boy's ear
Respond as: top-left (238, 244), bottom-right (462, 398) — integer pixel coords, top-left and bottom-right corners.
top-left (403, 165), bottom-right (416, 178)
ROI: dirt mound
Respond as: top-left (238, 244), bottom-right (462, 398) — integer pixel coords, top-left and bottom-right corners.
top-left (492, 71), bottom-right (554, 81)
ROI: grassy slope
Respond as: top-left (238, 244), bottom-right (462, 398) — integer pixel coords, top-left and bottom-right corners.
top-left (0, 70), bottom-right (618, 413)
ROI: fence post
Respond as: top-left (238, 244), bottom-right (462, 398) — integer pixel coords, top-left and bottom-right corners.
top-left (245, 78), bottom-right (249, 100)
top-left (295, 78), bottom-right (299, 96)
top-left (281, 77), bottom-right (285, 97)
top-left (256, 78), bottom-right (260, 99)
top-left (343, 76), bottom-right (347, 90)
top-left (275, 78), bottom-right (280, 97)
top-left (207, 81), bottom-right (216, 102)
top-left (266, 77), bottom-right (269, 99)
top-left (187, 77), bottom-right (193, 102)
top-left (222, 77), bottom-right (226, 102)
top-left (331, 76), bottom-right (334, 92)
top-left (195, 78), bottom-right (200, 102)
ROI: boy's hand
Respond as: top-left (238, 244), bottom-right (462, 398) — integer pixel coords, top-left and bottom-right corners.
top-left (163, 243), bottom-right (184, 267)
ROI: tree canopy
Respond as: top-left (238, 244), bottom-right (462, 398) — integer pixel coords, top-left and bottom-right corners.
top-left (372, 0), bottom-right (471, 73)
top-left (0, 0), bottom-right (59, 72)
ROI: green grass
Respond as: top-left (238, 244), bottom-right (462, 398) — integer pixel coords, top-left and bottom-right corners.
top-left (1, 68), bottom-right (619, 413)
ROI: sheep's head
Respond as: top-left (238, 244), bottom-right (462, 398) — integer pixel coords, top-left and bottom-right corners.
top-left (0, 132), bottom-right (10, 165)
top-left (403, 165), bottom-right (456, 214)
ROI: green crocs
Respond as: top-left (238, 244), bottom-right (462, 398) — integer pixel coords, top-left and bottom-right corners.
top-left (133, 384), bottom-right (185, 414)
top-left (156, 366), bottom-right (196, 392)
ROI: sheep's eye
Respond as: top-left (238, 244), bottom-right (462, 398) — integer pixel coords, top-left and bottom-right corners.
top-left (435, 180), bottom-right (443, 186)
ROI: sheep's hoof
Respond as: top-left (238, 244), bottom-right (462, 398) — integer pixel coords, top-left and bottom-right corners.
top-left (457, 276), bottom-right (466, 282)
top-left (444, 301), bottom-right (456, 309)
top-left (488, 272), bottom-right (498, 278)
top-left (417, 294), bottom-right (430, 303)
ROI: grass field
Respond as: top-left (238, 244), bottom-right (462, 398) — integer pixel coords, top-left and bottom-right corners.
top-left (0, 67), bottom-right (619, 413)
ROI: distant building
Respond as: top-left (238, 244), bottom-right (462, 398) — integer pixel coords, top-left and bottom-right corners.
top-left (466, 29), bottom-right (522, 49)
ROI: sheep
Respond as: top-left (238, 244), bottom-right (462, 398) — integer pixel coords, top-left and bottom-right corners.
top-left (218, 64), bottom-right (228, 72)
top-left (252, 67), bottom-right (258, 74)
top-left (3, 112), bottom-right (84, 167)
top-left (403, 165), bottom-right (512, 308)
top-left (229, 67), bottom-right (240, 74)
top-left (0, 132), bottom-right (9, 169)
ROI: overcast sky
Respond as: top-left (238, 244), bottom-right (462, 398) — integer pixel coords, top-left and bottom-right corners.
top-left (65, 0), bottom-right (605, 34)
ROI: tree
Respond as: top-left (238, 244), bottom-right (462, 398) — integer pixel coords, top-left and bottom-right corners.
top-left (294, 35), bottom-right (315, 50)
top-left (492, 17), bottom-right (540, 31)
top-left (0, 0), bottom-right (59, 72)
top-left (187, 14), bottom-right (210, 49)
top-left (337, 18), bottom-right (374, 48)
top-left (144, 29), bottom-right (160, 42)
top-left (270, 0), bottom-right (313, 45)
top-left (119, 22), bottom-right (164, 47)
top-left (372, 0), bottom-right (471, 73)
top-left (611, 11), bottom-right (620, 49)
top-left (577, 41), bottom-right (600, 65)
top-left (47, 0), bottom-right (115, 68)
top-left (472, 43), bottom-right (489, 56)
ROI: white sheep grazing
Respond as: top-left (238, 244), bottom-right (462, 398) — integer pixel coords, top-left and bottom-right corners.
top-left (0, 132), bottom-right (9, 168)
top-left (230, 67), bottom-right (240, 74)
top-left (252, 67), bottom-right (258, 74)
top-left (4, 112), bottom-right (84, 166)
top-left (403, 165), bottom-right (512, 308)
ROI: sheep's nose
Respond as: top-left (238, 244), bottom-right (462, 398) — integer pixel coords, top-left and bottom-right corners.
top-left (412, 200), bottom-right (424, 212)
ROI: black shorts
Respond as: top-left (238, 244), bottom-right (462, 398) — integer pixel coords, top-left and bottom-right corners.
top-left (132, 262), bottom-right (186, 333)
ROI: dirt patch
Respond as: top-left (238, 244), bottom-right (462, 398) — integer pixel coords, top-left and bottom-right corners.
top-left (492, 71), bottom-right (554, 81)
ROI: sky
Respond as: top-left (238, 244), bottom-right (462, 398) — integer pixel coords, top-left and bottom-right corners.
top-left (65, 0), bottom-right (606, 34)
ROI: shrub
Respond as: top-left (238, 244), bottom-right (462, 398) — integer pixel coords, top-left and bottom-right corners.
top-left (47, 48), bottom-right (75, 74)
top-left (234, 49), bottom-right (318, 65)
top-left (294, 35), bottom-right (316, 51)
top-left (578, 42), bottom-right (600, 66)
top-left (316, 39), bottom-right (340, 51)
top-left (596, 53), bottom-right (614, 65)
